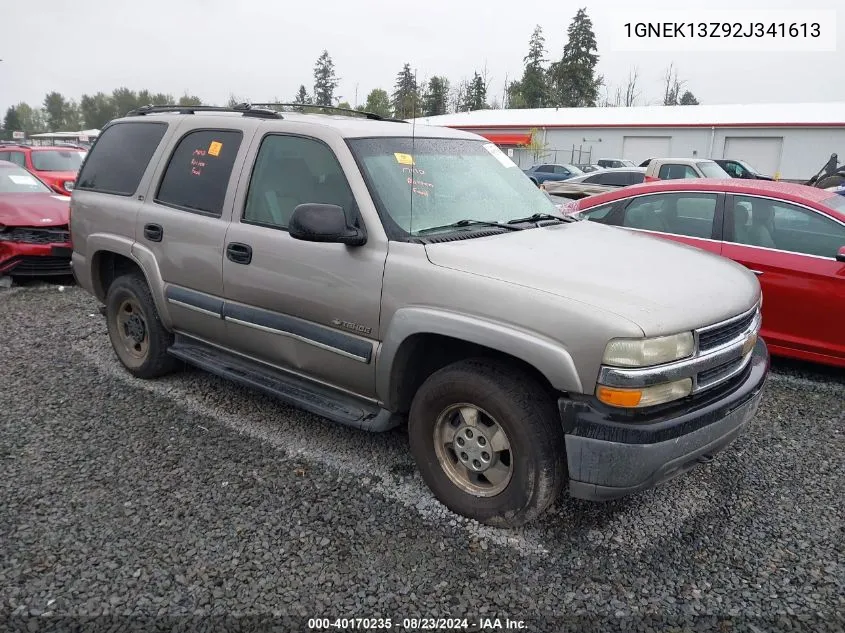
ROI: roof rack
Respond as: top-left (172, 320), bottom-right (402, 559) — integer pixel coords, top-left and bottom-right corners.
top-left (249, 103), bottom-right (407, 123)
top-left (124, 103), bottom-right (283, 119)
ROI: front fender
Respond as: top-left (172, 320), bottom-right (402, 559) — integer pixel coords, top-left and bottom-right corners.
top-left (376, 307), bottom-right (584, 406)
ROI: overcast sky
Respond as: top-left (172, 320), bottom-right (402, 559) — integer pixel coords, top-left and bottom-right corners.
top-left (1, 0), bottom-right (842, 117)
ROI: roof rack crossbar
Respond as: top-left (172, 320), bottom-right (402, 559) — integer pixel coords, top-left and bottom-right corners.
top-left (248, 103), bottom-right (407, 123)
top-left (124, 104), bottom-right (283, 119)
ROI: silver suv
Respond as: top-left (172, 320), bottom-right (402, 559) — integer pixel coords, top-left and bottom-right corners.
top-left (70, 104), bottom-right (769, 527)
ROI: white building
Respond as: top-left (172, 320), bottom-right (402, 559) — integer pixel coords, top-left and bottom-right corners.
top-left (412, 102), bottom-right (845, 180)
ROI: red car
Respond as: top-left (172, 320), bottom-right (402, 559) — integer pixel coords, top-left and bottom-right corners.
top-left (0, 143), bottom-right (86, 195)
top-left (0, 160), bottom-right (73, 277)
top-left (564, 179), bottom-right (845, 368)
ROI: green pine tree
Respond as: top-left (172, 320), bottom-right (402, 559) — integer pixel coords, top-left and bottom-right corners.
top-left (549, 8), bottom-right (602, 107)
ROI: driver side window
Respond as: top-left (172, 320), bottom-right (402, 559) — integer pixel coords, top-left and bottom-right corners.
top-left (243, 135), bottom-right (357, 230)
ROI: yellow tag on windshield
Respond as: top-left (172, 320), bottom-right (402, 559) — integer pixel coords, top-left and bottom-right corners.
top-left (394, 152), bottom-right (414, 165)
top-left (208, 141), bottom-right (223, 157)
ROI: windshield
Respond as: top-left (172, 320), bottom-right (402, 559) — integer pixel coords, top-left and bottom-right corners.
top-left (31, 150), bottom-right (86, 172)
top-left (736, 160), bottom-right (759, 174)
top-left (347, 137), bottom-right (560, 236)
top-left (698, 161), bottom-right (730, 178)
top-left (821, 193), bottom-right (845, 214)
top-left (0, 166), bottom-right (51, 193)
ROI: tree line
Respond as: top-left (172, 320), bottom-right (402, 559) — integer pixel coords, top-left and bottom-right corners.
top-left (2, 8), bottom-right (700, 137)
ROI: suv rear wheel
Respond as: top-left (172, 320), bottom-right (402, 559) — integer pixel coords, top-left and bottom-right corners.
top-left (408, 359), bottom-right (566, 527)
top-left (105, 272), bottom-right (180, 378)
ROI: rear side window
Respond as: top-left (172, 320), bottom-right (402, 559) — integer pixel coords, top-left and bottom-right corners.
top-left (155, 129), bottom-right (243, 216)
top-left (587, 172), bottom-right (629, 186)
top-left (658, 163), bottom-right (698, 180)
top-left (76, 122), bottom-right (167, 195)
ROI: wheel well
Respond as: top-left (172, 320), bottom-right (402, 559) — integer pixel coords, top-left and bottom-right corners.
top-left (388, 333), bottom-right (558, 414)
top-left (92, 251), bottom-right (143, 301)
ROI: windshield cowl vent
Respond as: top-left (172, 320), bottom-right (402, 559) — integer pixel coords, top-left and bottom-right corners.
top-left (420, 229), bottom-right (510, 244)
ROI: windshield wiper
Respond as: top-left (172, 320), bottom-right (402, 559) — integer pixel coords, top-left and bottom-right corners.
top-left (507, 212), bottom-right (576, 225)
top-left (416, 219), bottom-right (524, 235)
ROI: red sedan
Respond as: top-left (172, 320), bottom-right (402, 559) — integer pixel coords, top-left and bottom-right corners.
top-left (0, 160), bottom-right (73, 277)
top-left (563, 179), bottom-right (845, 368)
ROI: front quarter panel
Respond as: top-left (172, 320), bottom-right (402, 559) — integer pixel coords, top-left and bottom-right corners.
top-left (377, 241), bottom-right (646, 403)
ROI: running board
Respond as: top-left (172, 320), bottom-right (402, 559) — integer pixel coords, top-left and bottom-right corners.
top-left (168, 334), bottom-right (401, 432)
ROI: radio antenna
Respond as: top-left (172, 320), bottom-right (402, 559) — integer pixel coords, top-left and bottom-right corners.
top-left (409, 67), bottom-right (418, 236)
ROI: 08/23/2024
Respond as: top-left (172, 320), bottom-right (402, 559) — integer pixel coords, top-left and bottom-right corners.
top-left (308, 617), bottom-right (475, 630)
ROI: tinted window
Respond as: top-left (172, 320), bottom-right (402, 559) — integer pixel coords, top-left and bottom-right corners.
top-left (244, 135), bottom-right (357, 230)
top-left (76, 122), bottom-right (167, 195)
top-left (587, 172), bottom-right (629, 186)
top-left (658, 164), bottom-right (698, 179)
top-left (721, 161), bottom-right (743, 178)
top-left (580, 203), bottom-right (616, 222)
top-left (536, 165), bottom-right (553, 173)
top-left (629, 172), bottom-right (645, 184)
top-left (623, 193), bottom-right (717, 238)
top-left (730, 196), bottom-right (845, 258)
top-left (156, 129), bottom-right (242, 216)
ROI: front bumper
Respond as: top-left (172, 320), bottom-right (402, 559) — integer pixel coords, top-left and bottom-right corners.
top-left (0, 242), bottom-right (73, 277)
top-left (561, 338), bottom-right (769, 501)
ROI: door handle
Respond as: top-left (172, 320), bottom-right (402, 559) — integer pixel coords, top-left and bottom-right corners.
top-left (143, 223), bottom-right (163, 242)
top-left (226, 242), bottom-right (252, 265)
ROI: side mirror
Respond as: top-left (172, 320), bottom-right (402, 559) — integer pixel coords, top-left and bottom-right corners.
top-left (837, 246), bottom-right (845, 263)
top-left (288, 203), bottom-right (366, 246)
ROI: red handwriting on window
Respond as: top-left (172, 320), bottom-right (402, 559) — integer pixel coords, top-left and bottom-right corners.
top-left (407, 177), bottom-right (433, 188)
top-left (191, 149), bottom-right (207, 176)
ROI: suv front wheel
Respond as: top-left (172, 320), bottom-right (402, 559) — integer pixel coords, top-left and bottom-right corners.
top-left (105, 272), bottom-right (180, 378)
top-left (408, 359), bottom-right (566, 527)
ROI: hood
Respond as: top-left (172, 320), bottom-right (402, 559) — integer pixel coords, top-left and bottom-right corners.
top-left (0, 193), bottom-right (70, 227)
top-left (424, 221), bottom-right (760, 337)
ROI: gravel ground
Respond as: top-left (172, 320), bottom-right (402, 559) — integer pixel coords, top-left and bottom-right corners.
top-left (1, 281), bottom-right (843, 632)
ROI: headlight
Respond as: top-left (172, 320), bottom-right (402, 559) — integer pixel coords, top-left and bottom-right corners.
top-left (597, 378), bottom-right (693, 408)
top-left (602, 332), bottom-right (694, 368)
top-left (64, 181), bottom-right (74, 192)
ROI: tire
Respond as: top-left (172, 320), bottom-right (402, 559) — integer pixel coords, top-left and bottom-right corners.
top-left (105, 272), bottom-right (180, 378)
top-left (408, 358), bottom-right (566, 527)
top-left (816, 174), bottom-right (845, 189)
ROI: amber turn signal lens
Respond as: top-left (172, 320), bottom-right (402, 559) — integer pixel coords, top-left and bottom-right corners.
top-left (596, 386), bottom-right (643, 407)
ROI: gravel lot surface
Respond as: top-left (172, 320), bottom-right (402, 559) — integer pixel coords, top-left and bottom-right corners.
top-left (1, 281), bottom-right (843, 632)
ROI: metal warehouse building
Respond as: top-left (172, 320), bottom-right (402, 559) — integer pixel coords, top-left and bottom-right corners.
top-left (414, 102), bottom-right (845, 180)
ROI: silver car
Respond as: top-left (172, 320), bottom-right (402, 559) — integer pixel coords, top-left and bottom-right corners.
top-left (69, 104), bottom-right (769, 527)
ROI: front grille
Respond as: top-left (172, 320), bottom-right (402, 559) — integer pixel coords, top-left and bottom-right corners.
top-left (697, 356), bottom-right (745, 389)
top-left (7, 256), bottom-right (72, 276)
top-left (0, 226), bottom-right (70, 244)
top-left (698, 309), bottom-right (757, 352)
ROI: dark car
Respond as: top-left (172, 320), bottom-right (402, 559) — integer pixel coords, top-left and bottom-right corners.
top-left (713, 159), bottom-right (774, 181)
top-left (0, 160), bottom-right (73, 277)
top-left (522, 162), bottom-right (584, 186)
top-left (542, 167), bottom-right (646, 199)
